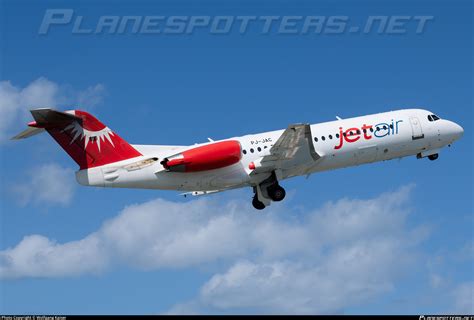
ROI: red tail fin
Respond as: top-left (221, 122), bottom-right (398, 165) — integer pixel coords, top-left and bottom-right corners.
top-left (26, 109), bottom-right (142, 169)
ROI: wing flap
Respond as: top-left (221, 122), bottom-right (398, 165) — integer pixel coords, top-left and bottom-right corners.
top-left (267, 123), bottom-right (319, 162)
top-left (250, 123), bottom-right (320, 175)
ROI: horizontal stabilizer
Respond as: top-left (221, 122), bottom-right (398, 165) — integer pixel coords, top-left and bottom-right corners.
top-left (11, 108), bottom-right (142, 169)
top-left (11, 127), bottom-right (45, 140)
top-left (30, 108), bottom-right (81, 128)
top-left (11, 108), bottom-right (80, 140)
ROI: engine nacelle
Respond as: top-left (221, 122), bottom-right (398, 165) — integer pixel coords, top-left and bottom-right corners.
top-left (161, 140), bottom-right (242, 172)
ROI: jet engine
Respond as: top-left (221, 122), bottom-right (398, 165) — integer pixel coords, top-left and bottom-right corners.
top-left (160, 140), bottom-right (242, 172)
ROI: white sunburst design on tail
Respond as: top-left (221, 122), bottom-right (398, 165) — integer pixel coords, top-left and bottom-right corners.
top-left (63, 121), bottom-right (115, 152)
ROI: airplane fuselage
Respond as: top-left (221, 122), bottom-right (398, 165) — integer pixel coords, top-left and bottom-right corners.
top-left (75, 108), bottom-right (463, 199)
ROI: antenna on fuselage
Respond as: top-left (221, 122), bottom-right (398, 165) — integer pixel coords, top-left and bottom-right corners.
top-left (336, 116), bottom-right (343, 120)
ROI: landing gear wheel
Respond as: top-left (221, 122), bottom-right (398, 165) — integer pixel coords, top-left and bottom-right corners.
top-left (268, 185), bottom-right (286, 202)
top-left (252, 196), bottom-right (266, 210)
top-left (428, 154), bottom-right (439, 161)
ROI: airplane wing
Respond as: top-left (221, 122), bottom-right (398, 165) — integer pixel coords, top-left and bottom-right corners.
top-left (179, 190), bottom-right (222, 197)
top-left (249, 123), bottom-right (321, 175)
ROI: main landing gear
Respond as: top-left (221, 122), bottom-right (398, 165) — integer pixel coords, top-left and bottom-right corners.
top-left (267, 184), bottom-right (286, 202)
top-left (251, 172), bottom-right (286, 210)
top-left (252, 195), bottom-right (266, 210)
top-left (417, 151), bottom-right (439, 161)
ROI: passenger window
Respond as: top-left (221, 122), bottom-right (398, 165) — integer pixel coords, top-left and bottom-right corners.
top-left (376, 127), bottom-right (380, 131)
top-left (383, 125), bottom-right (387, 130)
top-left (322, 136), bottom-right (326, 141)
top-left (250, 148), bottom-right (254, 153)
top-left (363, 129), bottom-right (366, 133)
top-left (370, 127), bottom-right (374, 132)
top-left (243, 150), bottom-right (247, 155)
top-left (314, 137), bottom-right (318, 142)
top-left (343, 132), bottom-right (347, 137)
top-left (356, 130), bottom-right (360, 134)
top-left (257, 147), bottom-right (261, 152)
top-left (329, 134), bottom-right (333, 139)
top-left (336, 133), bottom-right (340, 138)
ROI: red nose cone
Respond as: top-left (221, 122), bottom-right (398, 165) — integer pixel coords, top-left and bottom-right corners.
top-left (248, 162), bottom-right (255, 170)
top-left (163, 140), bottom-right (242, 172)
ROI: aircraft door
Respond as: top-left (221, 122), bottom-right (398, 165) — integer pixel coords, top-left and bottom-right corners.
top-left (356, 145), bottom-right (378, 164)
top-left (409, 116), bottom-right (424, 140)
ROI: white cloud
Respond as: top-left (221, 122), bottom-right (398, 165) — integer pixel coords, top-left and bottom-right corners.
top-left (171, 188), bottom-right (420, 314)
top-left (430, 273), bottom-right (445, 289)
top-left (195, 255), bottom-right (395, 315)
top-left (0, 234), bottom-right (106, 278)
top-left (77, 84), bottom-right (106, 108)
top-left (455, 242), bottom-right (474, 262)
top-left (0, 77), bottom-right (105, 141)
top-left (18, 77), bottom-right (60, 108)
top-left (1, 186), bottom-right (413, 268)
top-left (1, 184), bottom-right (439, 313)
top-left (11, 163), bottom-right (76, 206)
top-left (451, 282), bottom-right (474, 313)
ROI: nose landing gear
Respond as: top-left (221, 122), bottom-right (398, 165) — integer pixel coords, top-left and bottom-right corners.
top-left (417, 150), bottom-right (440, 161)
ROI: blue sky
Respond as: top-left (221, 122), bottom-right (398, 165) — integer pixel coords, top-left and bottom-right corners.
top-left (0, 0), bottom-right (472, 314)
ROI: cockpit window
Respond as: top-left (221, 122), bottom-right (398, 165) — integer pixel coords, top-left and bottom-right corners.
top-left (428, 114), bottom-right (440, 122)
top-left (428, 115), bottom-right (433, 121)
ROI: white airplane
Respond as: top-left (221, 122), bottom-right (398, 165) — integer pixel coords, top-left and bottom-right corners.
top-left (13, 108), bottom-right (463, 210)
